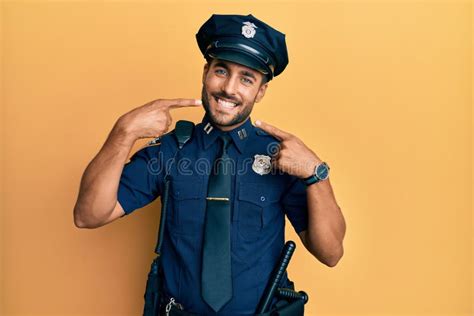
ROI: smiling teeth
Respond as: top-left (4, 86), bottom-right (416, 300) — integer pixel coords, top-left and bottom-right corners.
top-left (218, 98), bottom-right (237, 108)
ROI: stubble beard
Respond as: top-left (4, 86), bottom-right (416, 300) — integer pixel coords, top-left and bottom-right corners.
top-left (201, 85), bottom-right (255, 128)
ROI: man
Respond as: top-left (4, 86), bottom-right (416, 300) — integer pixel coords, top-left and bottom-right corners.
top-left (73, 14), bottom-right (346, 315)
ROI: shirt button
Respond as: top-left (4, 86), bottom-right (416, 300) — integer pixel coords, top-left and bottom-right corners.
top-left (260, 196), bottom-right (266, 202)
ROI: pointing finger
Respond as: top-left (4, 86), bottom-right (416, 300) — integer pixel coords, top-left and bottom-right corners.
top-left (161, 98), bottom-right (202, 109)
top-left (168, 98), bottom-right (202, 109)
top-left (255, 120), bottom-right (291, 141)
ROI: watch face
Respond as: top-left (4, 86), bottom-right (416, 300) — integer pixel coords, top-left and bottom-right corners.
top-left (316, 163), bottom-right (329, 180)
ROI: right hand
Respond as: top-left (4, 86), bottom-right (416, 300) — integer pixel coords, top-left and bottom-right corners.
top-left (115, 98), bottom-right (202, 140)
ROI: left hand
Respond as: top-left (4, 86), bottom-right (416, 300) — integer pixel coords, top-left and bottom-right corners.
top-left (255, 120), bottom-right (323, 179)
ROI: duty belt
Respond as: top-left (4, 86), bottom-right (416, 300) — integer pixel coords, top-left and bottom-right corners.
top-left (160, 295), bottom-right (305, 316)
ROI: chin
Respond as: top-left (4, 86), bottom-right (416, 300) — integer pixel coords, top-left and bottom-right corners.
top-left (208, 111), bottom-right (238, 127)
top-left (206, 102), bottom-right (240, 127)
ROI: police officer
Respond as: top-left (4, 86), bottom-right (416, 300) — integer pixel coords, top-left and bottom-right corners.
top-left (73, 14), bottom-right (346, 316)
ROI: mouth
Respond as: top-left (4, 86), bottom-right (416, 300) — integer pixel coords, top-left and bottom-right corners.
top-left (214, 96), bottom-right (240, 110)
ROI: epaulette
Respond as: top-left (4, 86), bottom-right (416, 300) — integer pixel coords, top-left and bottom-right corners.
top-left (255, 127), bottom-right (278, 140)
top-left (146, 136), bottom-right (162, 147)
top-left (141, 130), bottom-right (175, 149)
top-left (142, 120), bottom-right (194, 150)
top-left (255, 127), bottom-right (270, 136)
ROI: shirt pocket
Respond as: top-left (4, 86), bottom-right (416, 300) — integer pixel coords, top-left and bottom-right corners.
top-left (237, 182), bottom-right (281, 241)
top-left (170, 177), bottom-right (205, 235)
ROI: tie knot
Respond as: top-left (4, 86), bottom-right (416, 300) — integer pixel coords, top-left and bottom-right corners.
top-left (219, 134), bottom-right (232, 152)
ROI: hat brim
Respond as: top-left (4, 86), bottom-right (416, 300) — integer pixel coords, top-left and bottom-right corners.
top-left (207, 49), bottom-right (270, 77)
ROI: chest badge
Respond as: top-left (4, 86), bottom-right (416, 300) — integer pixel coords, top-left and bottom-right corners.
top-left (242, 21), bottom-right (258, 38)
top-left (252, 154), bottom-right (272, 175)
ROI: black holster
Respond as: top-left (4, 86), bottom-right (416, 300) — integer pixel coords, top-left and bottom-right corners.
top-left (255, 281), bottom-right (306, 316)
top-left (143, 257), bottom-right (162, 316)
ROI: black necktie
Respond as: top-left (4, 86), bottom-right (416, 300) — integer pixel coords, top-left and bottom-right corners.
top-left (201, 134), bottom-right (233, 312)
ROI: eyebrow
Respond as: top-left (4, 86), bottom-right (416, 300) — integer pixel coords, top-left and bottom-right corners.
top-left (213, 61), bottom-right (257, 81)
top-left (240, 70), bottom-right (257, 81)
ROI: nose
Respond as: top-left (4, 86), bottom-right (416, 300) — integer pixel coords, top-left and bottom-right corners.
top-left (221, 74), bottom-right (239, 97)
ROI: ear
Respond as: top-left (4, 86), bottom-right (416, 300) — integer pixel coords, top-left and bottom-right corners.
top-left (202, 62), bottom-right (210, 84)
top-left (255, 82), bottom-right (268, 103)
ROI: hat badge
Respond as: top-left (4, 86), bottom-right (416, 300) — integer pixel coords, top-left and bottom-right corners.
top-left (252, 154), bottom-right (272, 175)
top-left (241, 21), bottom-right (257, 39)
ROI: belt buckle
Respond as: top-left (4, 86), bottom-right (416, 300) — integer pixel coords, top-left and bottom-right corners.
top-left (165, 297), bottom-right (184, 316)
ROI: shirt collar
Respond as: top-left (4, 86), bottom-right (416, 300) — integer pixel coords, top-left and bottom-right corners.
top-left (200, 114), bottom-right (253, 154)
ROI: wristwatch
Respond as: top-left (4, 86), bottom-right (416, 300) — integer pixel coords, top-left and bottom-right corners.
top-left (303, 162), bottom-right (330, 186)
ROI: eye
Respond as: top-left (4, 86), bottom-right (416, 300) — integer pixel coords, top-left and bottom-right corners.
top-left (241, 77), bottom-right (254, 85)
top-left (215, 68), bottom-right (227, 76)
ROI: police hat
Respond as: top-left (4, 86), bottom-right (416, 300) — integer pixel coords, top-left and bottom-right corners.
top-left (196, 14), bottom-right (289, 81)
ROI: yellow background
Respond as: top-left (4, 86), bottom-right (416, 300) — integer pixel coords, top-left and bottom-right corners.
top-left (0, 1), bottom-right (472, 315)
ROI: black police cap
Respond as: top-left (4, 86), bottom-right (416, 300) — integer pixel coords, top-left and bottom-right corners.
top-left (196, 14), bottom-right (289, 81)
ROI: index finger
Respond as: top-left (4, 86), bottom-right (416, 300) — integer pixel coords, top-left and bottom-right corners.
top-left (255, 120), bottom-right (292, 141)
top-left (162, 98), bottom-right (202, 109)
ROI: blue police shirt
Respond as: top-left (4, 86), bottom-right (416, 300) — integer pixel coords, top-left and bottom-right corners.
top-left (118, 115), bottom-right (309, 315)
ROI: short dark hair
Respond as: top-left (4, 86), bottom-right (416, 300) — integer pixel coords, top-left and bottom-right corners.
top-left (205, 57), bottom-right (269, 86)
